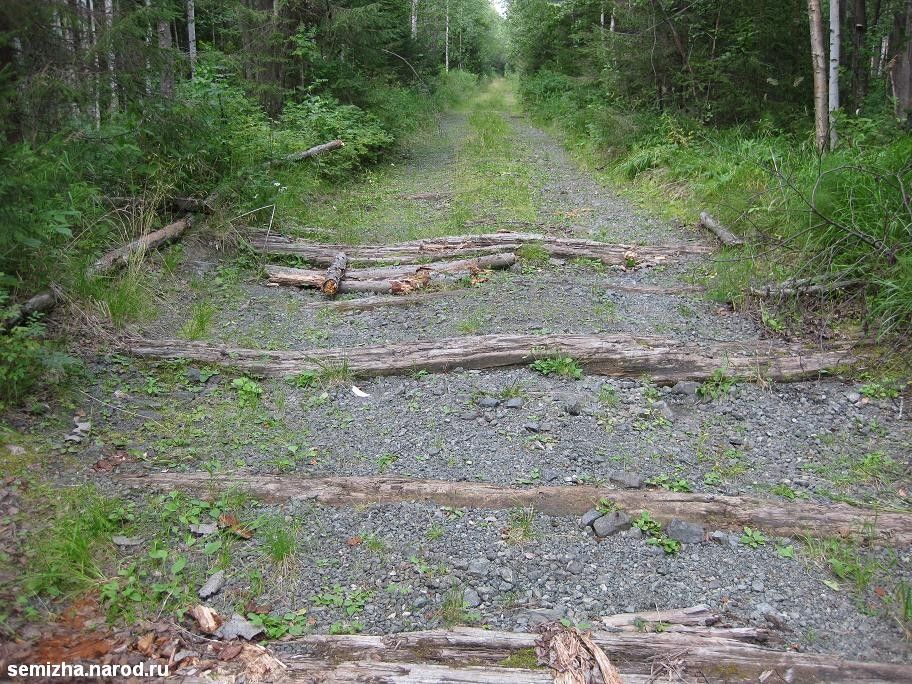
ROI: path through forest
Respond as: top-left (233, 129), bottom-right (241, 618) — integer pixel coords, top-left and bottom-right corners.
top-left (3, 79), bottom-right (911, 681)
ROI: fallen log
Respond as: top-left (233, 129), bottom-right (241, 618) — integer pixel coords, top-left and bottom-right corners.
top-left (249, 231), bottom-right (711, 266)
top-left (112, 474), bottom-right (912, 545)
top-left (750, 275), bottom-right (865, 298)
top-left (286, 627), bottom-right (911, 683)
top-left (123, 333), bottom-right (858, 385)
top-left (266, 253), bottom-right (515, 290)
top-left (281, 139), bottom-right (344, 163)
top-left (2, 290), bottom-right (59, 331)
top-left (699, 212), bottom-right (744, 247)
top-left (88, 215), bottom-right (193, 277)
top-left (106, 195), bottom-right (215, 213)
top-left (320, 253), bottom-right (348, 296)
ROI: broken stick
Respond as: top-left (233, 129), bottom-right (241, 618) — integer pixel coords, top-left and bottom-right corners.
top-left (88, 215), bottom-right (193, 277)
top-left (281, 139), bottom-right (344, 163)
top-left (699, 211), bottom-right (744, 247)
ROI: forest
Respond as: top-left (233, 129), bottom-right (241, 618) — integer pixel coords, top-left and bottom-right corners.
top-left (1, 0), bottom-right (911, 682)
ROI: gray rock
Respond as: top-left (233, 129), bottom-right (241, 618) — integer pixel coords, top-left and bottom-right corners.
top-left (653, 400), bottom-right (676, 422)
top-left (610, 471), bottom-right (644, 489)
top-left (523, 422), bottom-right (541, 433)
top-left (463, 588), bottom-right (482, 608)
top-left (565, 401), bottom-right (583, 416)
top-left (845, 391), bottom-right (861, 403)
top-left (666, 519), bottom-right (705, 543)
top-left (503, 397), bottom-right (524, 409)
top-left (497, 567), bottom-right (515, 585)
top-left (189, 523), bottom-right (218, 536)
top-left (592, 511), bottom-right (631, 538)
top-left (579, 509), bottom-right (604, 529)
top-left (517, 607), bottom-right (565, 627)
top-left (566, 559), bottom-right (584, 575)
top-left (111, 535), bottom-right (142, 547)
top-left (672, 381), bottom-right (700, 396)
top-left (198, 570), bottom-right (225, 599)
top-left (477, 397), bottom-right (501, 409)
top-left (216, 614), bottom-right (263, 641)
top-left (468, 559), bottom-right (491, 576)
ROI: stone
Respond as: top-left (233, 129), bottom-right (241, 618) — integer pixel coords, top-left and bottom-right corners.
top-left (672, 381), bottom-right (700, 396)
top-left (653, 400), bottom-right (675, 422)
top-left (566, 559), bottom-right (584, 575)
top-left (592, 511), bottom-right (631, 538)
top-left (216, 614), bottom-right (263, 641)
top-left (610, 471), bottom-right (644, 489)
top-left (565, 401), bottom-right (583, 416)
top-left (845, 391), bottom-right (861, 403)
top-left (189, 523), bottom-right (218, 536)
top-left (523, 422), bottom-right (541, 433)
top-left (468, 559), bottom-right (491, 576)
top-left (517, 607), bottom-right (565, 627)
top-left (463, 588), bottom-right (482, 608)
top-left (497, 567), bottom-right (515, 585)
top-left (503, 397), bottom-right (524, 409)
top-left (111, 535), bottom-right (143, 547)
top-left (666, 519), bottom-right (705, 544)
top-left (198, 570), bottom-right (225, 599)
top-left (477, 397), bottom-right (501, 409)
top-left (579, 509), bottom-right (604, 529)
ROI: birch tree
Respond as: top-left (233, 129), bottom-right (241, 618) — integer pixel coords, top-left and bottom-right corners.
top-left (829, 0), bottom-right (840, 149)
top-left (104, 0), bottom-right (117, 112)
top-left (808, 0), bottom-right (829, 152)
top-left (187, 0), bottom-right (197, 78)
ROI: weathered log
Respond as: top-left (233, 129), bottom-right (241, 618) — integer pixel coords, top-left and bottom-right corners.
top-left (750, 276), bottom-right (865, 298)
top-left (320, 253), bottom-right (348, 296)
top-left (105, 195), bottom-right (214, 213)
top-left (699, 212), bottom-right (744, 247)
top-left (88, 215), bottom-right (193, 276)
top-left (2, 290), bottom-right (59, 331)
top-left (112, 473), bottom-right (911, 545)
top-left (266, 253), bottom-right (516, 290)
top-left (279, 660), bottom-right (560, 683)
top-left (122, 333), bottom-right (857, 385)
top-left (281, 139), bottom-right (344, 163)
top-left (249, 231), bottom-right (711, 266)
top-left (285, 627), bottom-right (912, 683)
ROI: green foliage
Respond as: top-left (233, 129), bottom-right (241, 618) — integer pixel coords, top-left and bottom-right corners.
top-left (516, 242), bottom-right (550, 264)
top-left (246, 611), bottom-right (309, 639)
top-left (231, 377), bottom-right (263, 408)
top-left (647, 475), bottom-right (693, 493)
top-left (632, 511), bottom-right (662, 537)
top-left (697, 369), bottom-right (737, 400)
top-left (739, 527), bottom-right (767, 549)
top-left (530, 356), bottom-right (583, 379)
top-left (0, 319), bottom-right (45, 408)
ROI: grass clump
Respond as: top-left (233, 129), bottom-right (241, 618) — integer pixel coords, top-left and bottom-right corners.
top-left (530, 355), bottom-right (582, 379)
top-left (503, 507), bottom-right (536, 544)
top-left (697, 368), bottom-right (737, 400)
top-left (441, 584), bottom-right (480, 627)
top-left (517, 243), bottom-right (549, 265)
top-left (180, 301), bottom-right (217, 341)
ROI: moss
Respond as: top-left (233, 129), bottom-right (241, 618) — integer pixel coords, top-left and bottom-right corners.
top-left (499, 647), bottom-right (542, 669)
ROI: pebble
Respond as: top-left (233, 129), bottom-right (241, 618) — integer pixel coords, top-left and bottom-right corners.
top-left (592, 512), bottom-right (631, 538)
top-left (666, 519), bottom-right (705, 544)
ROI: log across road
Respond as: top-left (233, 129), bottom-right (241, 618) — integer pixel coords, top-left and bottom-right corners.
top-left (123, 333), bottom-right (858, 384)
top-left (113, 473), bottom-right (912, 545)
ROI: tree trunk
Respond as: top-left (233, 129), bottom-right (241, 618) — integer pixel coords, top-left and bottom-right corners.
top-left (265, 253), bottom-right (516, 289)
top-left (320, 253), bottom-right (348, 295)
top-left (278, 139), bottom-right (344, 163)
top-left (116, 473), bottom-right (912, 545)
top-left (187, 0), bottom-right (197, 78)
top-left (445, 0), bottom-right (449, 72)
top-left (851, 0), bottom-right (868, 107)
top-left (249, 231), bottom-right (711, 266)
top-left (829, 0), bottom-right (841, 148)
top-left (104, 0), bottom-right (117, 113)
top-left (82, 0), bottom-right (101, 126)
top-left (88, 216), bottom-right (192, 276)
top-left (889, 0), bottom-right (912, 124)
top-left (808, 0), bottom-right (829, 151)
top-left (123, 333), bottom-right (858, 385)
top-left (158, 9), bottom-right (173, 98)
top-left (411, 0), bottom-right (418, 39)
top-left (2, 291), bottom-right (59, 332)
top-left (698, 212), bottom-right (744, 247)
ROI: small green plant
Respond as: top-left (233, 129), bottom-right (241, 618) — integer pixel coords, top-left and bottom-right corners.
top-left (771, 484), bottom-right (797, 500)
top-left (697, 368), bottom-right (737, 400)
top-left (854, 451), bottom-right (899, 482)
top-left (804, 538), bottom-right (882, 593)
top-left (362, 532), bottom-right (387, 553)
top-left (499, 383), bottom-right (525, 399)
top-left (703, 471), bottom-right (722, 485)
top-left (760, 305), bottom-right (786, 334)
top-left (441, 584), bottom-right (480, 626)
top-left (598, 385), bottom-right (619, 407)
top-left (376, 453), bottom-right (399, 473)
top-left (313, 585), bottom-right (373, 616)
top-left (596, 498), bottom-right (619, 514)
top-left (776, 544), bottom-right (795, 559)
top-left (246, 611), bottom-right (309, 639)
top-left (232, 377), bottom-right (263, 407)
top-left (426, 524), bottom-right (444, 541)
top-left (457, 312), bottom-right (485, 334)
top-left (329, 620), bottom-right (364, 635)
top-left (647, 535), bottom-right (682, 554)
top-left (499, 647), bottom-right (541, 669)
top-left (740, 527), bottom-right (767, 549)
top-left (180, 301), bottom-right (216, 341)
top-left (859, 379), bottom-right (901, 399)
top-left (530, 355), bottom-right (582, 379)
top-left (647, 474), bottom-right (693, 492)
top-left (633, 511), bottom-right (662, 537)
top-left (262, 518), bottom-right (297, 568)
top-left (0, 316), bottom-right (47, 408)
top-left (516, 242), bottom-right (549, 264)
top-left (504, 507), bottom-right (536, 544)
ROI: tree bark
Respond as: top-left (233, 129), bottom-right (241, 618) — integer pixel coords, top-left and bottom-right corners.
top-left (889, 0), bottom-right (912, 124)
top-left (115, 473), bottom-right (912, 545)
top-left (830, 0), bottom-right (841, 149)
top-left (851, 0), bottom-right (868, 108)
top-left (410, 0), bottom-right (418, 39)
top-left (808, 0), bottom-right (830, 151)
top-left (124, 333), bottom-right (857, 385)
top-left (698, 212), bottom-right (744, 247)
top-left (285, 633), bottom-right (911, 684)
top-left (187, 0), bottom-right (197, 78)
top-left (279, 139), bottom-right (344, 163)
top-left (88, 216), bottom-right (192, 276)
top-left (445, 0), bottom-right (450, 72)
top-left (158, 8), bottom-right (174, 98)
top-left (104, 0), bottom-right (117, 113)
top-left (320, 253), bottom-right (348, 295)
top-left (249, 232), bottom-right (711, 266)
top-left (265, 253), bottom-right (516, 289)
top-left (2, 291), bottom-right (59, 332)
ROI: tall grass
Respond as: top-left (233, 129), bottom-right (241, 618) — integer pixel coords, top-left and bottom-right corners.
top-left (518, 72), bottom-right (912, 338)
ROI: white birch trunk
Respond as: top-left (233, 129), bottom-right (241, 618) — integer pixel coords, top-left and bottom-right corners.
top-left (445, 0), bottom-right (449, 72)
top-left (81, 0), bottom-right (102, 126)
top-left (828, 0), bottom-right (840, 149)
top-left (411, 0), bottom-right (418, 39)
top-left (104, 0), bottom-right (117, 113)
top-left (144, 0), bottom-right (152, 96)
top-left (807, 0), bottom-right (829, 152)
top-left (187, 0), bottom-right (197, 78)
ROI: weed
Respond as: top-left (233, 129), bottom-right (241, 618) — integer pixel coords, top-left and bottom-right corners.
top-left (804, 537), bottom-right (881, 593)
top-left (231, 377), bottom-right (263, 407)
top-left (329, 621), bottom-right (364, 634)
top-left (180, 301), bottom-right (216, 341)
top-left (632, 511), bottom-right (662, 537)
top-left (0, 317), bottom-right (47, 407)
top-left (776, 544), bottom-right (796, 559)
top-left (246, 611), bottom-right (309, 639)
top-left (596, 498), bottom-right (619, 514)
top-left (376, 453), bottom-right (399, 473)
top-left (499, 383), bottom-right (526, 399)
top-left (697, 368), bottom-right (737, 400)
top-left (514, 467), bottom-right (541, 485)
top-left (598, 385), bottom-right (619, 407)
top-left (771, 484), bottom-right (798, 500)
top-left (500, 648), bottom-right (541, 669)
top-left (854, 451), bottom-right (900, 482)
top-left (261, 518), bottom-right (297, 568)
top-left (426, 524), bottom-right (444, 541)
top-left (517, 243), bottom-right (549, 265)
top-left (503, 507), bottom-right (536, 544)
top-left (739, 527), bottom-right (767, 549)
top-left (647, 536), bottom-right (682, 554)
top-left (313, 585), bottom-right (373, 616)
top-left (362, 533), bottom-right (387, 554)
top-left (859, 378), bottom-right (901, 399)
top-left (530, 356), bottom-right (582, 379)
top-left (647, 474), bottom-right (693, 493)
top-left (703, 471), bottom-right (722, 485)
top-left (441, 584), bottom-right (480, 626)
top-left (457, 312), bottom-right (485, 334)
